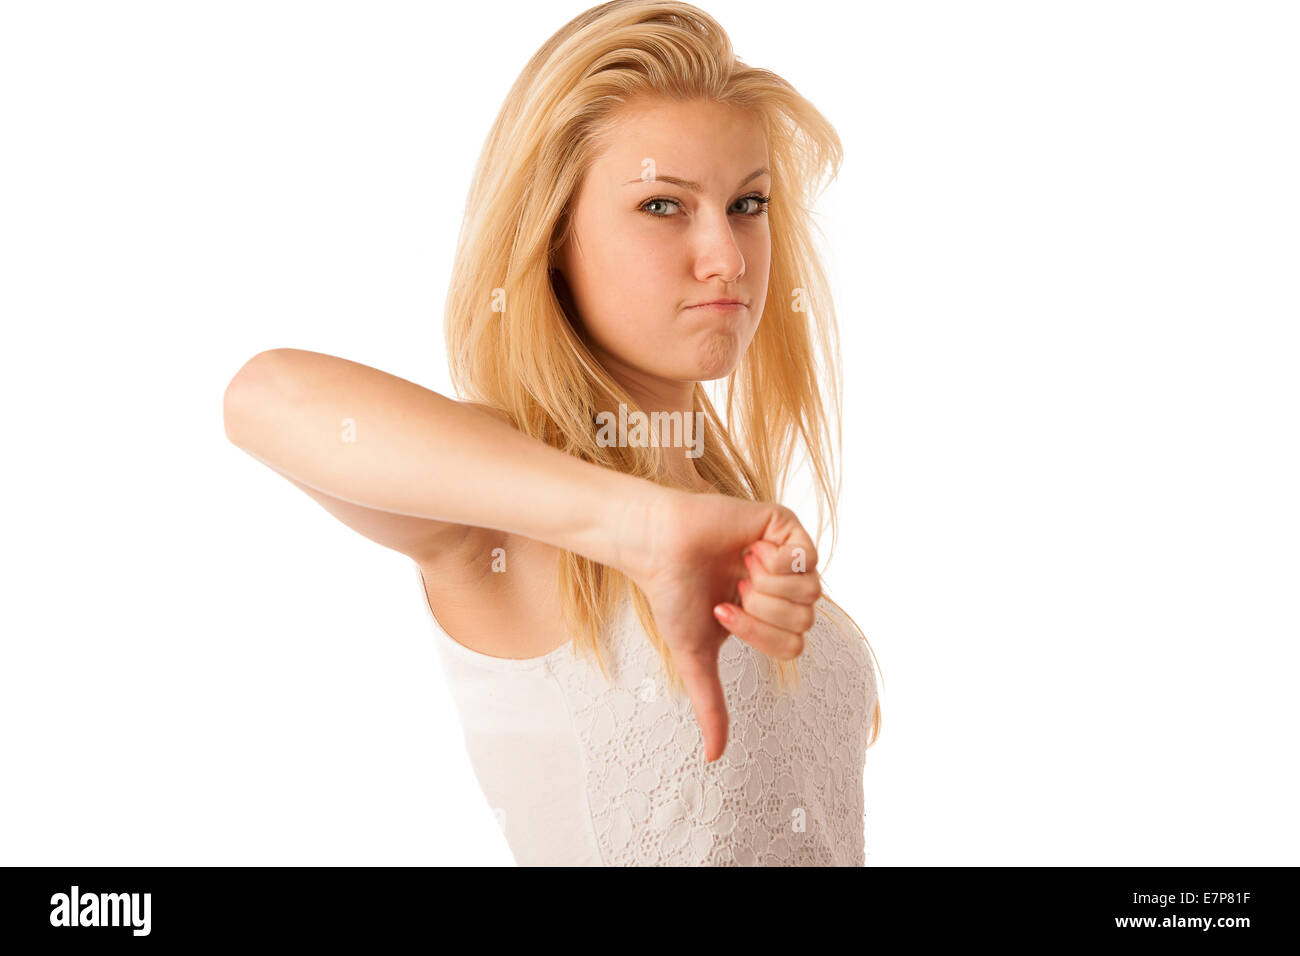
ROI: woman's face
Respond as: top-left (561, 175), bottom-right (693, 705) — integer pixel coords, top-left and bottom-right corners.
top-left (554, 97), bottom-right (771, 387)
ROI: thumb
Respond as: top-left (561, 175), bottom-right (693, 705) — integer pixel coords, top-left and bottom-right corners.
top-left (674, 649), bottom-right (730, 763)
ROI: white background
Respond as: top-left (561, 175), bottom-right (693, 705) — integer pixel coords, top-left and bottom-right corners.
top-left (2, 0), bottom-right (1296, 865)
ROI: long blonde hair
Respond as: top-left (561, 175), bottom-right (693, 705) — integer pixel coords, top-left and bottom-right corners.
top-left (444, 0), bottom-right (881, 746)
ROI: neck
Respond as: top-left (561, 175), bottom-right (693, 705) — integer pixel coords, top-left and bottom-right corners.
top-left (591, 394), bottom-right (712, 494)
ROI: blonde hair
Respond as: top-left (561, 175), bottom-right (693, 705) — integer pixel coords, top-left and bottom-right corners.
top-left (444, 0), bottom-right (881, 746)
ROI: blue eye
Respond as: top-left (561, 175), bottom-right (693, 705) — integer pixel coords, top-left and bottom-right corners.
top-left (638, 194), bottom-right (771, 219)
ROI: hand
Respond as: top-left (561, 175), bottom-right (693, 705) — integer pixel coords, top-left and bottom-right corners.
top-left (619, 487), bottom-right (822, 762)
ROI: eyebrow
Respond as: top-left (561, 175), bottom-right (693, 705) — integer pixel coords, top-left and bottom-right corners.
top-left (623, 167), bottom-right (770, 192)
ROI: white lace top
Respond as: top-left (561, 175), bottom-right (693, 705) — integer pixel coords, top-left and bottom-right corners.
top-left (417, 564), bottom-right (878, 866)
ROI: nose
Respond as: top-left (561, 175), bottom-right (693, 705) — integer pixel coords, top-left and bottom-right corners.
top-left (692, 210), bottom-right (745, 284)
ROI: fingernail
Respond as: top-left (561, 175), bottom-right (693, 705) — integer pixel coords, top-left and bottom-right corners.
top-left (713, 604), bottom-right (733, 623)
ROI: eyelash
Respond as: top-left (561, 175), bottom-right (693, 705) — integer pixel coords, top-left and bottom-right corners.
top-left (638, 193), bottom-right (771, 219)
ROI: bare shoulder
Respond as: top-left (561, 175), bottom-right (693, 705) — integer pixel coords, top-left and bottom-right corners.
top-left (416, 399), bottom-right (521, 596)
top-left (417, 400), bottom-right (575, 656)
top-left (458, 400), bottom-right (515, 428)
top-left (447, 399), bottom-right (515, 562)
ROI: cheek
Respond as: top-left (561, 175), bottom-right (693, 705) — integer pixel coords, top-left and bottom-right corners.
top-left (744, 227), bottom-right (771, 272)
top-left (582, 225), bottom-right (674, 313)
top-left (741, 234), bottom-right (770, 325)
top-left (565, 229), bottom-right (672, 352)
top-left (612, 223), bottom-right (678, 275)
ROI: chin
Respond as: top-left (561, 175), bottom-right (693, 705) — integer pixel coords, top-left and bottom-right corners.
top-left (694, 360), bottom-right (739, 382)
top-left (695, 332), bottom-right (742, 379)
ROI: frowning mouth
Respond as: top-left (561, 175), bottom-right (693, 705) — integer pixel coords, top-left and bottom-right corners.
top-left (686, 299), bottom-right (746, 309)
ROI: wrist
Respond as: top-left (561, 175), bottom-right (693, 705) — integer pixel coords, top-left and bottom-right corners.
top-left (606, 477), bottom-right (683, 580)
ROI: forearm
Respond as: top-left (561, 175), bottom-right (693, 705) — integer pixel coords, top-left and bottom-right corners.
top-left (222, 348), bottom-right (668, 571)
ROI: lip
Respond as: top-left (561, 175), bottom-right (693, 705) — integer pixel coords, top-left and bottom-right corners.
top-left (686, 299), bottom-right (747, 310)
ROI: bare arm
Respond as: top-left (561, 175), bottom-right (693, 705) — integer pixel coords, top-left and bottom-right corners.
top-left (222, 347), bottom-right (828, 762)
top-left (221, 348), bottom-right (668, 571)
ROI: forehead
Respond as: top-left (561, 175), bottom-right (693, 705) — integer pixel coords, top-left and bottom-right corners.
top-left (588, 98), bottom-right (768, 184)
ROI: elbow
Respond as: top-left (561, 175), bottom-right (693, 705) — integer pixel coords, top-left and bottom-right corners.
top-left (223, 349), bottom-right (294, 447)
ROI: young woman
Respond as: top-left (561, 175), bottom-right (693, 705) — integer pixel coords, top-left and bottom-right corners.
top-left (223, 0), bottom-right (882, 866)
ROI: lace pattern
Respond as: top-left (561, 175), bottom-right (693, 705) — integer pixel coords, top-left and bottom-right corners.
top-left (550, 596), bottom-right (877, 866)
